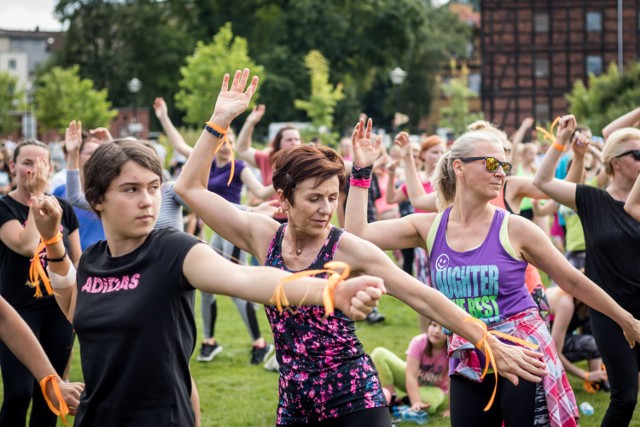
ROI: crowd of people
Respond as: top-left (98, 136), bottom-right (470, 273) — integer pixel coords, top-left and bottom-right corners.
top-left (0, 68), bottom-right (638, 427)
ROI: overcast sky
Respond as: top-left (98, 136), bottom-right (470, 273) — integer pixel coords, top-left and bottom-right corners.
top-left (0, 0), bottom-right (63, 32)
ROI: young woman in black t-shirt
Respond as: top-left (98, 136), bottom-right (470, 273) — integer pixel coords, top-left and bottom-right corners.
top-left (30, 137), bottom-right (384, 425)
top-left (0, 140), bottom-right (81, 427)
top-left (535, 116), bottom-right (640, 427)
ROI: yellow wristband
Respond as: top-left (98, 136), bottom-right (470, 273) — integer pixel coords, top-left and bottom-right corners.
top-left (552, 141), bottom-right (567, 152)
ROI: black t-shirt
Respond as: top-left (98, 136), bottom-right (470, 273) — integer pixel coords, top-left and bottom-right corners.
top-left (575, 185), bottom-right (640, 310)
top-left (0, 195), bottom-right (79, 309)
top-left (73, 228), bottom-right (200, 427)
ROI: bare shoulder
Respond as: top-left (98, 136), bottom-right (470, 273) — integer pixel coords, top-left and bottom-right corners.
top-left (406, 212), bottom-right (438, 238)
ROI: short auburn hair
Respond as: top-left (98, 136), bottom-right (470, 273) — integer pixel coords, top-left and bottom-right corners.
top-left (272, 145), bottom-right (345, 206)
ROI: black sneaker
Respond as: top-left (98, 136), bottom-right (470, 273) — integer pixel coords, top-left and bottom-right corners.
top-left (366, 308), bottom-right (386, 324)
top-left (250, 343), bottom-right (274, 365)
top-left (196, 342), bottom-right (223, 362)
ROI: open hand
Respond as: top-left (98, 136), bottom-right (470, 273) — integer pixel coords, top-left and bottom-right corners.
top-left (488, 336), bottom-right (547, 386)
top-left (247, 104), bottom-right (266, 125)
top-left (153, 97), bottom-right (168, 121)
top-left (210, 69), bottom-right (259, 128)
top-left (394, 132), bottom-right (412, 159)
top-left (89, 127), bottom-right (113, 143)
top-left (351, 118), bottom-right (382, 168)
top-left (24, 157), bottom-right (49, 197)
top-left (335, 275), bottom-right (385, 320)
top-left (64, 121), bottom-right (82, 154)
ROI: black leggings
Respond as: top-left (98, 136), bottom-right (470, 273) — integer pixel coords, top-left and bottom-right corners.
top-left (0, 300), bottom-right (73, 427)
top-left (278, 407), bottom-right (391, 427)
top-left (590, 308), bottom-right (640, 427)
top-left (450, 374), bottom-right (537, 427)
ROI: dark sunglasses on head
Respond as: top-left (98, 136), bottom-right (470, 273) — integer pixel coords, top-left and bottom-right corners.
top-left (458, 156), bottom-right (513, 176)
top-left (615, 149), bottom-right (640, 161)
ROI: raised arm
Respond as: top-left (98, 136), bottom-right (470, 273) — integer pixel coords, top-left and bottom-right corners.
top-left (153, 98), bottom-right (193, 158)
top-left (344, 119), bottom-right (427, 249)
top-left (394, 132), bottom-right (437, 211)
top-left (533, 115), bottom-right (578, 210)
top-left (624, 173), bottom-right (640, 220)
top-left (240, 167), bottom-right (276, 200)
top-left (30, 196), bottom-right (77, 321)
top-left (385, 159), bottom-right (408, 204)
top-left (63, 121), bottom-right (93, 211)
top-left (510, 117), bottom-right (534, 172)
top-left (183, 242), bottom-right (384, 320)
top-left (235, 104), bottom-right (265, 167)
top-left (0, 158), bottom-right (47, 257)
top-left (602, 106), bottom-right (640, 140)
top-left (175, 70), bottom-right (277, 258)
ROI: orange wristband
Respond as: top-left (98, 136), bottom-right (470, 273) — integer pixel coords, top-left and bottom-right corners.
top-left (205, 121), bottom-right (228, 138)
top-left (39, 374), bottom-right (69, 425)
top-left (552, 141), bottom-right (567, 152)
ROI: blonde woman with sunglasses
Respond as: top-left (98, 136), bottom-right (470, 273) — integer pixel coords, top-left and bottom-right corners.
top-left (534, 116), bottom-right (640, 427)
top-left (345, 119), bottom-right (640, 427)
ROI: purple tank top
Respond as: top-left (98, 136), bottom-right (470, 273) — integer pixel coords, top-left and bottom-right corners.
top-left (429, 207), bottom-right (536, 324)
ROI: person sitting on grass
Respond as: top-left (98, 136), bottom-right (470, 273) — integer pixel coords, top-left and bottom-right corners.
top-left (371, 320), bottom-right (450, 418)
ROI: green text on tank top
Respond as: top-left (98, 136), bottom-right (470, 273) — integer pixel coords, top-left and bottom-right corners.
top-left (426, 210), bottom-right (521, 261)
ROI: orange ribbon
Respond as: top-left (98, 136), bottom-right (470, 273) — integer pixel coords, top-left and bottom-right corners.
top-left (535, 116), bottom-right (560, 144)
top-left (39, 374), bottom-right (69, 425)
top-left (29, 233), bottom-right (63, 298)
top-left (465, 317), bottom-right (539, 411)
top-left (270, 261), bottom-right (350, 318)
top-left (207, 121), bottom-right (235, 186)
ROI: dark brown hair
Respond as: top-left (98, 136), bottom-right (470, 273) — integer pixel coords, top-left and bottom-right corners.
top-left (13, 139), bottom-right (50, 163)
top-left (270, 125), bottom-right (300, 158)
top-left (272, 145), bottom-right (345, 206)
top-left (84, 139), bottom-right (162, 216)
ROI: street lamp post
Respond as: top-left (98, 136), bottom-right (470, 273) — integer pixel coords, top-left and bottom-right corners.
top-left (127, 77), bottom-right (142, 137)
top-left (389, 67), bottom-right (407, 132)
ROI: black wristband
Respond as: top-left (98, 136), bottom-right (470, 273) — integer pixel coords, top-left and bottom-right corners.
top-left (44, 249), bottom-right (67, 263)
top-left (351, 164), bottom-right (373, 180)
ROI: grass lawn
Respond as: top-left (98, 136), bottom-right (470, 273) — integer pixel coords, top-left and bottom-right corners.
top-left (2, 263), bottom-right (639, 425)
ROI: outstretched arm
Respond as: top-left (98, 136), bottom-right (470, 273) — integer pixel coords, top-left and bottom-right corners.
top-left (602, 106), bottom-right (640, 140)
top-left (183, 243), bottom-right (385, 320)
top-left (514, 215), bottom-right (640, 347)
top-left (153, 98), bottom-right (193, 158)
top-left (533, 115), bottom-right (578, 210)
top-left (342, 235), bottom-right (547, 385)
top-left (175, 70), bottom-right (278, 258)
top-left (394, 132), bottom-right (437, 211)
top-left (235, 104), bottom-right (265, 167)
top-left (625, 174), bottom-right (640, 220)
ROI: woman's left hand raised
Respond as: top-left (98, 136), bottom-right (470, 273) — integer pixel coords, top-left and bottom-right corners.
top-left (351, 118), bottom-right (382, 168)
top-left (210, 69), bottom-right (259, 129)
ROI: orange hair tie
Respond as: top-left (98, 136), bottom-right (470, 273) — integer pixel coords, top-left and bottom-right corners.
top-left (206, 121), bottom-right (235, 186)
top-left (29, 233), bottom-right (63, 298)
top-left (39, 374), bottom-right (69, 425)
top-left (465, 317), bottom-right (539, 411)
top-left (536, 116), bottom-right (560, 144)
top-left (270, 261), bottom-right (350, 318)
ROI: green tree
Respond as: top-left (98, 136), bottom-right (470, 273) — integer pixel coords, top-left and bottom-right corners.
top-left (175, 23), bottom-right (265, 127)
top-left (294, 51), bottom-right (344, 145)
top-left (34, 66), bottom-right (117, 133)
top-left (0, 73), bottom-right (25, 136)
top-left (566, 62), bottom-right (640, 135)
top-left (438, 72), bottom-right (484, 136)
